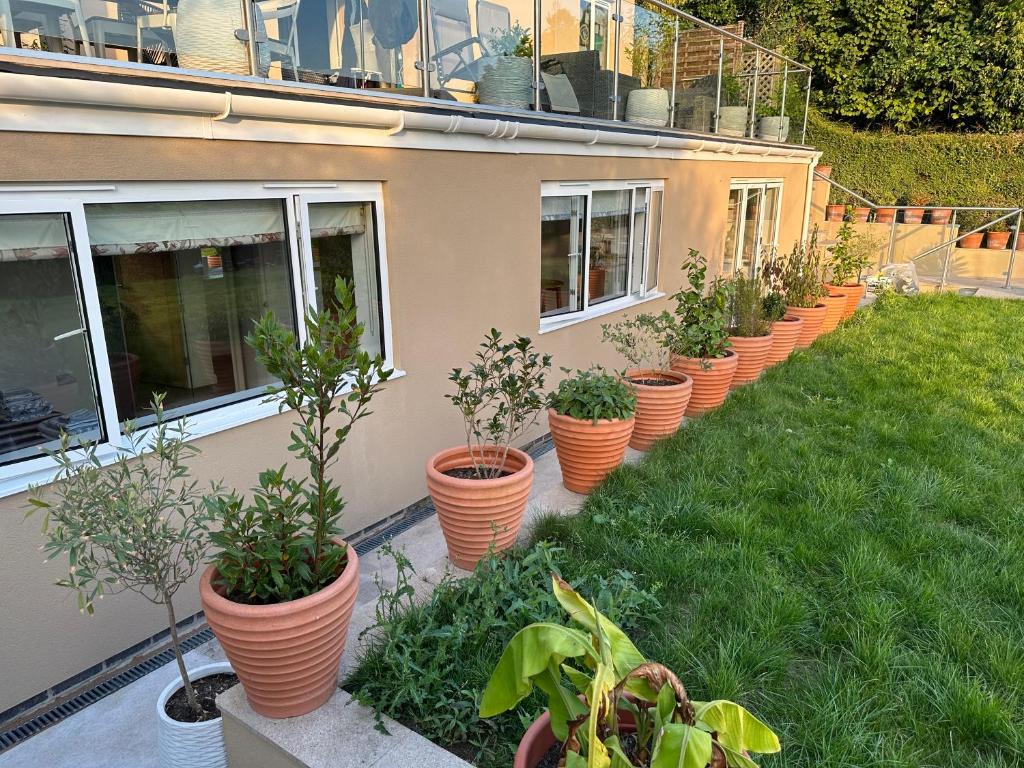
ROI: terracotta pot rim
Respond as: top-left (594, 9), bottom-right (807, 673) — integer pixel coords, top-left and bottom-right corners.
top-left (674, 348), bottom-right (737, 363)
top-left (426, 445), bottom-right (533, 488)
top-left (547, 407), bottom-right (635, 426)
top-left (200, 542), bottom-right (358, 618)
top-left (822, 291), bottom-right (847, 300)
top-left (624, 368), bottom-right (691, 388)
top-left (728, 331), bottom-right (773, 340)
top-left (788, 303), bottom-right (827, 310)
top-left (776, 315), bottom-right (802, 324)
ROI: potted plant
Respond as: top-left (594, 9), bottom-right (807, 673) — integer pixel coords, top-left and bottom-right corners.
top-left (760, 253), bottom-right (803, 366)
top-left (756, 84), bottom-right (789, 141)
top-left (849, 203), bottom-right (871, 223)
top-left (825, 200), bottom-right (846, 222)
top-left (956, 210), bottom-right (986, 248)
top-left (873, 194), bottom-right (897, 224)
top-left (780, 233), bottom-right (828, 347)
top-left (815, 163), bottom-right (833, 178)
top-left (664, 249), bottom-right (737, 416)
top-left (426, 329), bottom-right (551, 570)
top-left (548, 367), bottom-right (636, 493)
top-left (589, 241), bottom-right (610, 300)
top-left (480, 575), bottom-right (782, 768)
top-left (726, 269), bottom-right (773, 387)
top-left (624, 15), bottom-right (671, 127)
top-left (929, 203), bottom-right (953, 225)
top-left (27, 397), bottom-right (235, 768)
top-left (716, 73), bottom-right (748, 137)
top-left (477, 23), bottom-right (534, 110)
top-left (900, 193), bottom-right (928, 224)
top-left (825, 221), bottom-right (877, 319)
top-left (986, 218), bottom-right (1011, 250)
top-left (200, 279), bottom-right (390, 719)
top-left (601, 313), bottom-right (692, 451)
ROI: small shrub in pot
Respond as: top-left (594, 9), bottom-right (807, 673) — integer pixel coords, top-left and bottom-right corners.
top-left (760, 257), bottom-right (803, 366)
top-left (427, 329), bottom-right (551, 569)
top-left (726, 270), bottom-right (773, 387)
top-left (547, 367), bottom-right (636, 493)
top-left (825, 221), bottom-right (877, 318)
top-left (780, 232), bottom-right (828, 347)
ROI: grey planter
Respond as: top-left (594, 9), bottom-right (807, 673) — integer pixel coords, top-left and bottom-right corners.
top-left (625, 88), bottom-right (670, 127)
top-left (477, 57), bottom-right (533, 110)
top-left (717, 105), bottom-right (749, 137)
top-left (757, 116), bottom-right (791, 142)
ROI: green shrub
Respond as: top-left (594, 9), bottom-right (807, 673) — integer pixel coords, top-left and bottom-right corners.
top-left (728, 270), bottom-right (771, 337)
top-left (663, 249), bottom-right (734, 360)
top-left (548, 367), bottom-right (637, 422)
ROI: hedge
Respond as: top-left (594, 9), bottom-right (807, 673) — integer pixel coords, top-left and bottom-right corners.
top-left (807, 111), bottom-right (1024, 209)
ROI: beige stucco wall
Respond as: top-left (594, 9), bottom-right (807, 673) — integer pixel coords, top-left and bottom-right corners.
top-left (0, 132), bottom-right (812, 713)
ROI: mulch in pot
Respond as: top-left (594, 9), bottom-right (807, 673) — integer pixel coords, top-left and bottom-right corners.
top-left (164, 673), bottom-right (239, 723)
top-left (537, 734), bottom-right (643, 768)
top-left (630, 377), bottom-right (682, 387)
top-left (442, 467), bottom-right (515, 480)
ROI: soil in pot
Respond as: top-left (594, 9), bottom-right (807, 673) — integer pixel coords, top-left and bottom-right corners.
top-left (625, 368), bottom-right (691, 451)
top-left (164, 673), bottom-right (238, 723)
top-left (537, 734), bottom-right (642, 768)
top-left (786, 304), bottom-right (827, 347)
top-left (820, 292), bottom-right (847, 333)
top-left (825, 204), bottom-right (845, 222)
top-left (442, 467), bottom-right (514, 480)
top-left (670, 351), bottom-right (738, 416)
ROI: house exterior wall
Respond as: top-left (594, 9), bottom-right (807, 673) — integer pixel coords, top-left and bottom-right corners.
top-left (0, 130), bottom-right (814, 714)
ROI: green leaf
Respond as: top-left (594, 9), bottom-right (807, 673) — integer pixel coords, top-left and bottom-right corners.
top-left (719, 743), bottom-right (760, 768)
top-left (535, 659), bottom-right (588, 741)
top-left (651, 723), bottom-right (713, 768)
top-left (693, 701), bottom-right (780, 755)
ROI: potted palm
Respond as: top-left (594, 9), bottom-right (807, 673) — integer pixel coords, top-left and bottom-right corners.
top-left (664, 249), bottom-right (737, 416)
top-left (200, 279), bottom-right (391, 719)
top-left (548, 367), bottom-right (636, 493)
top-left (727, 269), bottom-right (773, 387)
top-left (624, 15), bottom-right (671, 127)
top-left (28, 397), bottom-right (235, 768)
top-left (781, 233), bottom-right (828, 347)
top-left (480, 576), bottom-right (782, 768)
top-left (826, 220), bottom-right (877, 319)
top-left (427, 329), bottom-right (551, 570)
top-left (601, 313), bottom-right (692, 451)
top-left (478, 23), bottom-right (534, 110)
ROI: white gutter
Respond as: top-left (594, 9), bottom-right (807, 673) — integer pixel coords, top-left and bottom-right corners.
top-left (0, 72), bottom-right (817, 160)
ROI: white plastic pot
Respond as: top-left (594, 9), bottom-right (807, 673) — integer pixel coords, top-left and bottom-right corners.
top-left (625, 88), bottom-right (670, 127)
top-left (157, 662), bottom-right (233, 768)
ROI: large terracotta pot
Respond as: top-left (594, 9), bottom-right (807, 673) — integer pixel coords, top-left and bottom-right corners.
top-left (199, 542), bottom-right (359, 719)
top-left (958, 231), bottom-right (984, 249)
top-left (874, 207), bottom-right (896, 224)
top-left (588, 267), bottom-right (607, 300)
top-left (624, 369), bottom-right (692, 451)
top-left (902, 207), bottom-right (924, 224)
top-left (819, 292), bottom-right (847, 333)
top-left (825, 204), bottom-right (845, 222)
top-left (548, 409), bottom-right (634, 494)
top-left (765, 316), bottom-right (803, 365)
top-left (426, 446), bottom-right (533, 570)
top-left (852, 206), bottom-right (870, 223)
top-left (828, 282), bottom-right (865, 319)
top-left (786, 304), bottom-right (827, 347)
top-left (727, 334), bottom-right (773, 388)
top-left (670, 351), bottom-right (739, 416)
top-left (986, 231), bottom-right (1011, 250)
top-left (929, 208), bottom-right (952, 225)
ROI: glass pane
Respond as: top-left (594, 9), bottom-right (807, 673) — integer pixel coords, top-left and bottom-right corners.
top-left (540, 195), bottom-right (585, 317)
top-left (645, 189), bottom-right (662, 289)
top-left (259, 0), bottom-right (424, 94)
top-left (307, 200), bottom-right (384, 358)
top-left (739, 186), bottom-right (762, 272)
top-left (716, 39), bottom-right (753, 138)
top-left (88, 199), bottom-right (297, 425)
top-left (630, 188), bottom-right (648, 295)
top-left (589, 189), bottom-right (630, 305)
top-left (538, 0), bottom-right (615, 120)
top-left (619, 0), bottom-right (673, 127)
top-left (723, 187), bottom-right (742, 273)
top-left (0, 213), bottom-right (103, 466)
top-left (671, 18), bottom-right (720, 133)
top-left (759, 185), bottom-right (780, 270)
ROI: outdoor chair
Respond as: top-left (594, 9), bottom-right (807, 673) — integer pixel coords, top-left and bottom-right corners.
top-left (539, 49), bottom-right (638, 120)
top-left (429, 0), bottom-right (509, 89)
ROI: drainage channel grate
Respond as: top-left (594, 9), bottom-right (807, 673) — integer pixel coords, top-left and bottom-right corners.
top-left (0, 434), bottom-right (557, 754)
top-left (0, 628), bottom-right (215, 755)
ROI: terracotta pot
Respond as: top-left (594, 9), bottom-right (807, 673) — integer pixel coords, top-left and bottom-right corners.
top-left (902, 207), bottom-right (924, 224)
top-left (929, 208), bottom-right (952, 225)
top-left (852, 206), bottom-right (870, 223)
top-left (766, 315), bottom-right (803, 365)
top-left (670, 351), bottom-right (739, 416)
top-left (825, 204), bottom-right (845, 222)
top-left (548, 409), bottom-right (634, 494)
top-left (624, 369), bottom-right (692, 451)
top-left (199, 541), bottom-right (359, 719)
top-left (986, 231), bottom-right (1011, 250)
top-left (727, 334), bottom-right (773, 388)
top-left (958, 231), bottom-right (984, 249)
top-left (835, 282), bottom-right (866, 318)
top-left (874, 207), bottom-right (896, 224)
top-left (819, 292), bottom-right (847, 333)
top-left (425, 446), bottom-right (534, 570)
top-left (815, 164), bottom-right (833, 178)
top-left (588, 267), bottom-right (606, 300)
top-left (786, 303), bottom-right (827, 347)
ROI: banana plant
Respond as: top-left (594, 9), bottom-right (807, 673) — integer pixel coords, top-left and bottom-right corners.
top-left (479, 575), bottom-right (781, 768)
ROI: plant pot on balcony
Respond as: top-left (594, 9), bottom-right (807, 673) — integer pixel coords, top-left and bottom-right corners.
top-left (815, 164), bottom-right (833, 178)
top-left (819, 291), bottom-right (847, 333)
top-left (477, 56), bottom-right (533, 110)
top-left (670, 351), bottom-right (739, 416)
top-left (958, 231), bottom-right (984, 249)
top-left (902, 207), bottom-right (925, 224)
top-left (874, 207), bottom-right (896, 224)
top-left (625, 88), bottom-right (670, 127)
top-left (786, 303), bottom-right (827, 347)
top-left (624, 369), bottom-right (692, 451)
top-left (727, 334), bottom-right (773, 388)
top-left (986, 231), bottom-right (1011, 250)
top-left (548, 409), bottom-right (634, 494)
top-left (174, 0), bottom-right (249, 75)
top-left (199, 542), bottom-right (359, 719)
top-left (157, 662), bottom-right (235, 768)
top-left (426, 446), bottom-right (534, 570)
top-left (852, 206), bottom-right (871, 223)
top-left (827, 282), bottom-right (866, 319)
top-left (717, 106), bottom-right (748, 137)
top-left (765, 315), bottom-right (803, 365)
top-left (825, 204), bottom-right (845, 222)
top-left (757, 116), bottom-right (790, 142)
top-left (929, 208), bottom-right (952, 225)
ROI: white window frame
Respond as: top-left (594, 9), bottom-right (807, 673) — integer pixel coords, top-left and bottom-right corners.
top-left (539, 180), bottom-right (665, 334)
top-left (725, 178), bottom-right (784, 275)
top-left (0, 181), bottom-right (398, 497)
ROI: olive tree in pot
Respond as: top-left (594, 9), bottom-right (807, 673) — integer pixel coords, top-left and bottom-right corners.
top-left (200, 278), bottom-right (390, 719)
top-left (601, 313), bottom-right (692, 451)
top-left (548, 367), bottom-right (636, 494)
top-left (825, 220), bottom-right (877, 319)
top-left (477, 23), bottom-right (534, 110)
top-left (27, 397), bottom-right (234, 768)
top-left (780, 233), bottom-right (828, 348)
top-left (663, 249), bottom-right (737, 416)
top-left (480, 575), bottom-right (782, 768)
top-left (727, 270), bottom-right (773, 387)
top-left (427, 329), bottom-right (551, 570)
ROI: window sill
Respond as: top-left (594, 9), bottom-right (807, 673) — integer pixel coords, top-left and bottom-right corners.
top-left (0, 368), bottom-right (406, 500)
top-left (538, 292), bottom-right (666, 335)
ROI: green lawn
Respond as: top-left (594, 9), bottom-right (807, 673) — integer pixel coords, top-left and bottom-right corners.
top-left (349, 293), bottom-right (1024, 767)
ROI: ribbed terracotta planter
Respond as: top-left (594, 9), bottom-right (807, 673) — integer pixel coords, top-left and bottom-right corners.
top-left (828, 282), bottom-right (865, 318)
top-left (820, 292), bottom-right (847, 333)
top-left (766, 316), bottom-right (802, 365)
top-left (671, 351), bottom-right (739, 416)
top-left (786, 304), bottom-right (827, 347)
top-left (825, 204), bottom-right (845, 222)
top-left (624, 369), bottom-right (692, 451)
top-left (548, 409), bottom-right (634, 494)
top-left (199, 542), bottom-right (359, 719)
top-left (874, 207), bottom-right (896, 224)
top-left (727, 334), bottom-right (773, 387)
top-left (426, 446), bottom-right (533, 570)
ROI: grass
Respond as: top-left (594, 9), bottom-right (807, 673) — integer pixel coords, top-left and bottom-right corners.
top-left (349, 293), bottom-right (1024, 767)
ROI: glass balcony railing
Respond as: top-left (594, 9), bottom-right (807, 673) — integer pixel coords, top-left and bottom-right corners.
top-left (0, 0), bottom-right (810, 143)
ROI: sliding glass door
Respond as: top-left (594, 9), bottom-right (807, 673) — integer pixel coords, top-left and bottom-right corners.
top-left (723, 181), bottom-right (782, 275)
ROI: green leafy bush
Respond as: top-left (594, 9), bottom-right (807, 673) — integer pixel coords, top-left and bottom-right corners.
top-left (548, 367), bottom-right (637, 422)
top-left (781, 232), bottom-right (827, 308)
top-left (663, 249), bottom-right (734, 360)
top-left (728, 270), bottom-right (771, 337)
top-left (826, 221), bottom-right (879, 285)
top-left (601, 313), bottom-right (672, 371)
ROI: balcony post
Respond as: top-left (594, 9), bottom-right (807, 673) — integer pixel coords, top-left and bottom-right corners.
top-left (939, 209), bottom-right (957, 289)
top-left (669, 16), bottom-right (679, 128)
top-left (417, 0), bottom-right (431, 97)
top-left (801, 70), bottom-right (811, 144)
top-left (240, 0), bottom-right (259, 77)
top-left (1004, 210), bottom-right (1022, 289)
top-left (777, 61), bottom-right (788, 142)
top-left (713, 37), bottom-right (723, 133)
top-left (533, 0), bottom-right (542, 111)
top-left (611, 0), bottom-right (623, 120)
top-left (748, 49), bottom-right (759, 138)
